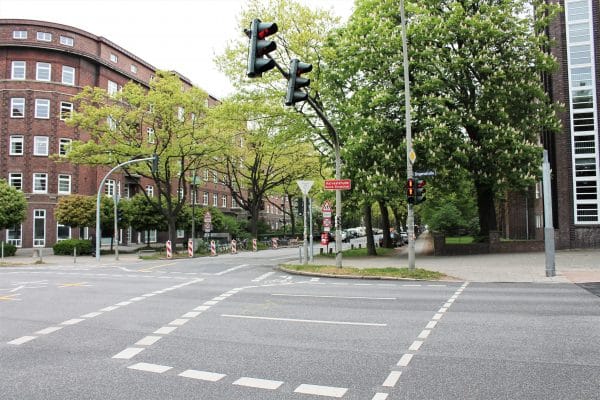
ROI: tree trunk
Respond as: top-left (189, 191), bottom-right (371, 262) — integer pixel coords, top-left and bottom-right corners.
top-left (364, 203), bottom-right (377, 256)
top-left (167, 217), bottom-right (178, 251)
top-left (391, 206), bottom-right (403, 232)
top-left (378, 200), bottom-right (391, 248)
top-left (475, 183), bottom-right (497, 240)
top-left (287, 194), bottom-right (296, 236)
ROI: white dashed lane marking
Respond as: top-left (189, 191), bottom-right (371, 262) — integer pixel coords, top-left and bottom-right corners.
top-left (221, 314), bottom-right (387, 327)
top-left (112, 347), bottom-right (144, 359)
top-left (233, 377), bottom-right (283, 390)
top-left (128, 363), bottom-right (172, 373)
top-left (294, 384), bottom-right (348, 398)
top-left (35, 327), bottom-right (62, 335)
top-left (8, 336), bottom-right (36, 345)
top-left (179, 369), bottom-right (226, 382)
top-left (397, 353), bottom-right (413, 367)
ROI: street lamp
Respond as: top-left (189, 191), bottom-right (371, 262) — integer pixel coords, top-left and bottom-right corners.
top-left (281, 197), bottom-right (286, 237)
top-left (191, 171), bottom-right (200, 246)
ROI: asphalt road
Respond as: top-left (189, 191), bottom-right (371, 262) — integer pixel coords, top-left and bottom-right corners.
top-left (1, 248), bottom-right (599, 399)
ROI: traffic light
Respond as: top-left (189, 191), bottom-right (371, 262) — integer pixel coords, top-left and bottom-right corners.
top-left (246, 19), bottom-right (278, 78)
top-left (416, 179), bottom-right (426, 204)
top-left (117, 209), bottom-right (124, 223)
top-left (406, 178), bottom-right (415, 204)
top-left (296, 197), bottom-right (304, 216)
top-left (284, 59), bottom-right (312, 106)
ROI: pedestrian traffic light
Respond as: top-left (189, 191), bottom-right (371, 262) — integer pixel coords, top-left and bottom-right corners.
top-left (296, 197), bottom-right (304, 216)
top-left (245, 19), bottom-right (278, 78)
top-left (406, 178), bottom-right (415, 204)
top-left (117, 209), bottom-right (124, 223)
top-left (284, 59), bottom-right (312, 106)
top-left (416, 179), bottom-right (426, 204)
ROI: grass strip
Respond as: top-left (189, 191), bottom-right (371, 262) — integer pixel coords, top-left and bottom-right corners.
top-left (284, 265), bottom-right (444, 280)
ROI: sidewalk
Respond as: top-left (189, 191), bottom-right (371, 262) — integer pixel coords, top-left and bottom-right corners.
top-left (311, 232), bottom-right (600, 284)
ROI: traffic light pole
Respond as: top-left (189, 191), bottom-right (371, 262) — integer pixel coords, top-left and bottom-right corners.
top-left (400, 0), bottom-right (416, 270)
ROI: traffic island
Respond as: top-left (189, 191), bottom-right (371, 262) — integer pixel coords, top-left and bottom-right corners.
top-left (278, 264), bottom-right (449, 280)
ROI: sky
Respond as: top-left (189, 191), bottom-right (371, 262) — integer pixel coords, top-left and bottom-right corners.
top-left (0, 0), bottom-right (354, 99)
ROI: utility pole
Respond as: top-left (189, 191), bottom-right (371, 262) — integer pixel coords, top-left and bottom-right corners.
top-left (542, 150), bottom-right (555, 277)
top-left (400, 0), bottom-right (415, 269)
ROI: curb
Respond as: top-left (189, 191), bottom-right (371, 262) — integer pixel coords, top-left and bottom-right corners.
top-left (276, 266), bottom-right (459, 282)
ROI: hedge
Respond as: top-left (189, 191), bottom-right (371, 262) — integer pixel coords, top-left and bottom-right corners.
top-left (0, 242), bottom-right (17, 257)
top-left (53, 239), bottom-right (93, 255)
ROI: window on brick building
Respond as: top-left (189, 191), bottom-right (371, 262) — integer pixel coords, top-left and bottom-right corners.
top-left (203, 192), bottom-right (209, 205)
top-left (130, 64), bottom-right (138, 74)
top-left (36, 62), bottom-right (51, 81)
top-left (110, 53), bottom-right (118, 63)
top-left (62, 66), bottom-right (75, 85)
top-left (108, 80), bottom-right (118, 96)
top-left (59, 138), bottom-right (72, 156)
top-left (35, 99), bottom-right (50, 119)
top-left (36, 32), bottom-right (52, 42)
top-left (33, 136), bottom-right (49, 156)
top-left (11, 61), bottom-right (26, 80)
top-left (213, 193), bottom-right (218, 206)
top-left (33, 209), bottom-right (46, 247)
top-left (13, 30), bottom-right (27, 39)
top-left (58, 174), bottom-right (71, 194)
top-left (33, 173), bottom-right (48, 193)
top-left (7, 225), bottom-right (22, 247)
top-left (57, 224), bottom-right (71, 241)
top-left (105, 180), bottom-right (116, 197)
top-left (60, 36), bottom-right (74, 46)
top-left (146, 185), bottom-right (154, 197)
top-left (9, 173), bottom-right (23, 190)
top-left (9, 136), bottom-right (24, 155)
top-left (60, 102), bottom-right (73, 120)
top-left (147, 128), bottom-right (155, 143)
top-left (11, 98), bottom-right (25, 118)
top-left (221, 195), bottom-right (227, 208)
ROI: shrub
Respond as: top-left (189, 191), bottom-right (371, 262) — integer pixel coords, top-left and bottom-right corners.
top-left (0, 242), bottom-right (17, 257)
top-left (53, 239), bottom-right (93, 255)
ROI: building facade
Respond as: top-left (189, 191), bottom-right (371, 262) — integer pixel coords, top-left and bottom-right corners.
top-left (544, 0), bottom-right (600, 248)
top-left (1, 19), bottom-right (282, 248)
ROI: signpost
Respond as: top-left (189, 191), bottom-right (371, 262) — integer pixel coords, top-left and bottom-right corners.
top-left (297, 180), bottom-right (314, 264)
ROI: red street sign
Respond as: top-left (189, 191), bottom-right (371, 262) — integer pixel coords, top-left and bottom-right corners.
top-left (323, 217), bottom-right (331, 227)
top-left (321, 232), bottom-right (329, 245)
top-left (325, 179), bottom-right (351, 190)
top-left (204, 211), bottom-right (212, 223)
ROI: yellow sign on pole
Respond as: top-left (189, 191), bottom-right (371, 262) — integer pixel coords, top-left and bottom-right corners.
top-left (409, 150), bottom-right (416, 164)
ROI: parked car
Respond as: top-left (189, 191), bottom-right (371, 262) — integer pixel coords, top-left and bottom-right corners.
top-left (399, 231), bottom-right (408, 244)
top-left (378, 231), bottom-right (402, 248)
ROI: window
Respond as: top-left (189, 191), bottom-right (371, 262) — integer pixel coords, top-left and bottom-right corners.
top-left (7, 225), bottom-right (22, 247)
top-left (9, 136), bottom-right (24, 155)
top-left (146, 185), bottom-right (154, 197)
top-left (33, 209), bottom-right (46, 247)
top-left (107, 80), bottom-right (118, 96)
top-left (9, 173), bottom-right (23, 190)
top-left (11, 98), bottom-right (25, 118)
top-left (231, 197), bottom-right (238, 208)
top-left (130, 64), bottom-right (138, 74)
top-left (62, 66), bottom-right (75, 85)
top-left (221, 195), bottom-right (227, 208)
top-left (37, 32), bottom-right (52, 41)
top-left (35, 99), bottom-right (50, 119)
top-left (60, 35), bottom-right (74, 46)
top-left (213, 172), bottom-right (218, 184)
top-left (36, 62), bottom-right (51, 81)
top-left (110, 53), bottom-right (118, 63)
top-left (105, 179), bottom-right (116, 197)
top-left (57, 224), bottom-right (71, 241)
top-left (177, 106), bottom-right (185, 121)
top-left (33, 173), bottom-right (48, 193)
top-left (203, 192), bottom-right (209, 205)
top-left (13, 30), bottom-right (27, 39)
top-left (34, 136), bottom-right (49, 156)
top-left (203, 169), bottom-right (209, 181)
top-left (11, 61), bottom-right (26, 79)
top-left (213, 193), bottom-right (218, 206)
top-left (147, 127), bottom-right (155, 143)
top-left (58, 174), bottom-right (71, 194)
top-left (59, 138), bottom-right (72, 156)
top-left (60, 102), bottom-right (73, 120)
top-left (107, 116), bottom-right (116, 131)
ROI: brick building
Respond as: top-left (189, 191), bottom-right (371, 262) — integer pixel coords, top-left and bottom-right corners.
top-left (0, 19), bottom-right (284, 248)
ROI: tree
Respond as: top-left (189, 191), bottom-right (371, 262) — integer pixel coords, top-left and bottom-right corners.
top-left (54, 195), bottom-right (96, 229)
top-left (0, 179), bottom-right (27, 231)
top-left (66, 71), bottom-right (228, 245)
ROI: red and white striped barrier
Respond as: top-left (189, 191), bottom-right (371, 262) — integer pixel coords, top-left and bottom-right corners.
top-left (166, 240), bottom-right (172, 259)
top-left (188, 239), bottom-right (193, 257)
top-left (210, 240), bottom-right (216, 256)
top-left (231, 239), bottom-right (237, 254)
top-left (272, 238), bottom-right (278, 249)
top-left (252, 238), bottom-right (257, 252)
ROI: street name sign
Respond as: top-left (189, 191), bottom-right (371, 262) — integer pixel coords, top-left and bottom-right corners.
top-left (324, 179), bottom-right (351, 190)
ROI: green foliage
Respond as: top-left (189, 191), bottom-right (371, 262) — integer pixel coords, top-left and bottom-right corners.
top-left (0, 242), bottom-right (17, 257)
top-left (54, 195), bottom-right (96, 228)
top-left (126, 194), bottom-right (167, 233)
top-left (52, 239), bottom-right (93, 255)
top-left (0, 179), bottom-right (27, 230)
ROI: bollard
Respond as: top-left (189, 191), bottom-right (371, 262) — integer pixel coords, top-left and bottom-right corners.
top-left (74, 247), bottom-right (77, 264)
top-left (166, 240), bottom-right (172, 259)
top-left (272, 238), bottom-right (278, 249)
top-left (231, 239), bottom-right (237, 254)
top-left (252, 238), bottom-right (257, 252)
top-left (210, 240), bottom-right (216, 256)
top-left (188, 239), bottom-right (193, 257)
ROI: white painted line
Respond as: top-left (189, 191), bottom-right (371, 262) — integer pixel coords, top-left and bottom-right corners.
top-left (403, 284), bottom-right (421, 287)
top-left (372, 393), bottom-right (389, 400)
top-left (443, 302), bottom-right (452, 308)
top-left (418, 330), bottom-right (431, 339)
top-left (409, 340), bottom-right (423, 351)
top-left (112, 347), bottom-right (144, 359)
top-left (426, 321), bottom-right (437, 329)
top-left (233, 377), bottom-right (283, 390)
top-left (438, 307), bottom-right (448, 313)
top-left (130, 297), bottom-right (145, 301)
top-left (8, 336), bottom-right (37, 345)
top-left (128, 363), bottom-right (172, 373)
top-left (214, 264), bottom-right (249, 276)
top-left (194, 306), bottom-right (211, 311)
top-left (100, 306), bottom-right (120, 312)
top-left (81, 312), bottom-right (102, 318)
top-left (61, 318), bottom-right (85, 325)
top-left (382, 371), bottom-right (402, 387)
top-left (222, 314), bottom-right (387, 327)
top-left (252, 272), bottom-right (276, 282)
top-left (116, 301), bottom-right (132, 306)
top-left (204, 301), bottom-right (218, 306)
top-left (432, 313), bottom-right (443, 320)
top-left (220, 293), bottom-right (233, 297)
top-left (135, 336), bottom-right (162, 346)
top-left (271, 294), bottom-right (397, 300)
top-left (142, 293), bottom-right (156, 297)
top-left (35, 327), bottom-right (62, 335)
top-left (169, 319), bottom-right (189, 326)
top-left (397, 353), bottom-right (413, 367)
top-left (154, 326), bottom-right (177, 335)
top-left (450, 295), bottom-right (458, 300)
top-left (354, 283), bottom-right (373, 286)
top-left (294, 384), bottom-right (348, 398)
top-left (212, 297), bottom-right (226, 301)
top-left (182, 312), bottom-right (201, 318)
top-left (428, 284), bottom-right (446, 287)
top-left (447, 299), bottom-right (456, 303)
top-left (179, 369), bottom-right (226, 382)
top-left (310, 278), bottom-right (320, 282)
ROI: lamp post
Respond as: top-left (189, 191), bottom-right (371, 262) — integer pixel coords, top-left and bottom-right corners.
top-left (191, 171), bottom-right (199, 247)
top-left (281, 197), bottom-right (286, 237)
